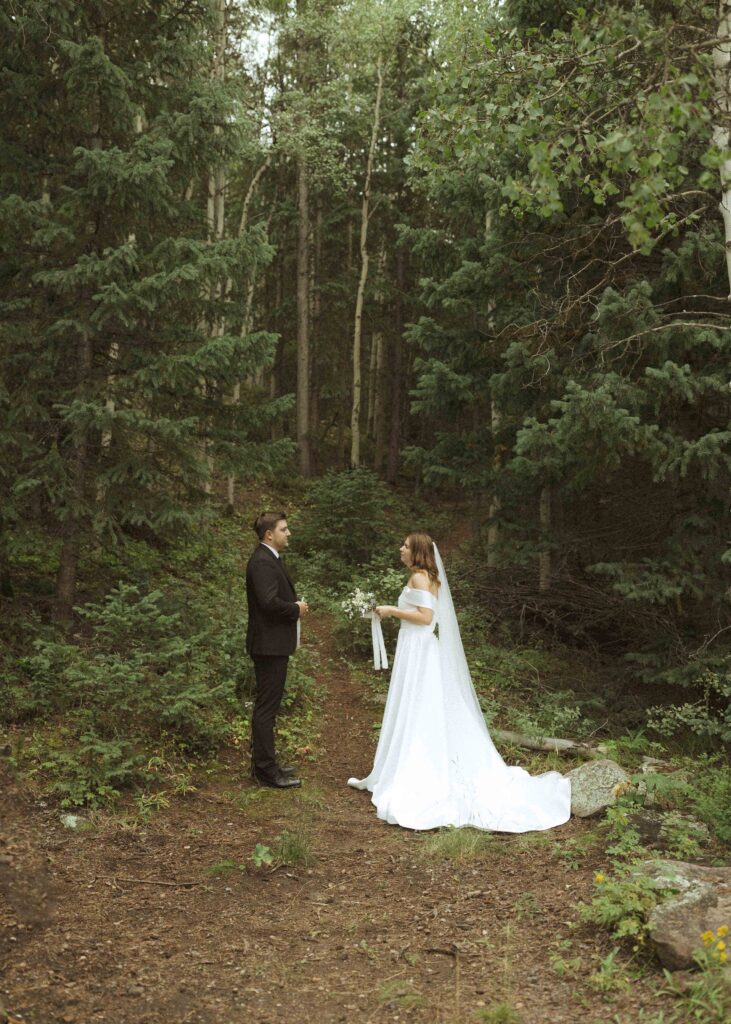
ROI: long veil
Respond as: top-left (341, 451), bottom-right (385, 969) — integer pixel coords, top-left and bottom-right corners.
top-left (433, 544), bottom-right (503, 758)
top-left (349, 542), bottom-right (571, 831)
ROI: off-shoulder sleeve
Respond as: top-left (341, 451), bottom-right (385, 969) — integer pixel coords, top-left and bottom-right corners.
top-left (403, 587), bottom-right (437, 609)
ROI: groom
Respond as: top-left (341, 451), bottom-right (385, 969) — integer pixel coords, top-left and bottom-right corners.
top-left (246, 511), bottom-right (308, 789)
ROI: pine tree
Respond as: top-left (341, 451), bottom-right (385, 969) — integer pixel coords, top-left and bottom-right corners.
top-left (0, 0), bottom-right (285, 621)
top-left (406, 0), bottom-right (731, 678)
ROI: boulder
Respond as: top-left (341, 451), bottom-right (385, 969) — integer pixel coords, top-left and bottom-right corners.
top-left (567, 759), bottom-right (631, 818)
top-left (637, 860), bottom-right (731, 970)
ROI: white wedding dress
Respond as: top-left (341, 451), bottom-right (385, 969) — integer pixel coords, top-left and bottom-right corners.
top-left (348, 549), bottom-right (571, 832)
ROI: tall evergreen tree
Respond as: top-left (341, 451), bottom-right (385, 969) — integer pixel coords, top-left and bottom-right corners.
top-left (407, 0), bottom-right (731, 682)
top-left (0, 0), bottom-right (285, 620)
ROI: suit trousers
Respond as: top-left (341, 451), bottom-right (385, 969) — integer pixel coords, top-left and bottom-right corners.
top-left (251, 654), bottom-right (289, 775)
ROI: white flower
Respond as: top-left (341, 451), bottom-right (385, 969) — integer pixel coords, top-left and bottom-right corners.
top-left (341, 588), bottom-right (377, 620)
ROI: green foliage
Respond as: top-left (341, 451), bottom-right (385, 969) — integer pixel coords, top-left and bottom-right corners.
top-left (581, 867), bottom-right (664, 948)
top-left (552, 831), bottom-right (599, 872)
top-left (277, 650), bottom-right (323, 759)
top-left (597, 759), bottom-right (731, 852)
top-left (378, 980), bottom-right (425, 1010)
top-left (296, 469), bottom-right (398, 572)
top-left (1, 510), bottom-right (320, 808)
top-left (418, 826), bottom-right (494, 863)
top-left (474, 1003), bottom-right (523, 1024)
top-left (40, 729), bottom-right (142, 808)
top-left (405, 0), bottom-right (731, 713)
top-left (208, 859), bottom-right (241, 877)
top-left (587, 949), bottom-right (631, 995)
top-left (647, 663), bottom-right (731, 745)
top-left (692, 759), bottom-right (731, 846)
top-left (662, 936), bottom-right (731, 1024)
top-left (0, 0), bottom-right (285, 619)
top-left (657, 811), bottom-right (706, 861)
top-left (273, 827), bottom-right (316, 868)
top-left (251, 843), bottom-right (274, 869)
top-left (19, 583), bottom-right (233, 748)
top-left (507, 688), bottom-right (583, 740)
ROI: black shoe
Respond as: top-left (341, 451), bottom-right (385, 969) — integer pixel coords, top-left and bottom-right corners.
top-left (254, 768), bottom-right (301, 789)
top-left (250, 755), bottom-right (296, 780)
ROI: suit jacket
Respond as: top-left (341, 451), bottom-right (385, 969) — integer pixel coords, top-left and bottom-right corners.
top-left (246, 544), bottom-right (299, 656)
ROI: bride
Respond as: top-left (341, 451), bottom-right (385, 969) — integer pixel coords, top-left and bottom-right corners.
top-left (348, 532), bottom-right (571, 832)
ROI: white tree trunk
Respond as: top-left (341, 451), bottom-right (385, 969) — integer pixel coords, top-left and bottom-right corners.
top-left (714, 1), bottom-right (731, 298)
top-left (296, 155), bottom-right (311, 476)
top-left (226, 158), bottom-right (271, 508)
top-left (350, 58), bottom-right (384, 469)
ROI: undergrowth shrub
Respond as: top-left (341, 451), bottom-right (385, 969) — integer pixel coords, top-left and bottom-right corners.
top-left (692, 757), bottom-right (731, 846)
top-left (8, 582), bottom-right (244, 806)
top-left (39, 729), bottom-right (143, 807)
top-left (646, 661), bottom-right (731, 746)
top-left (296, 468), bottom-right (399, 578)
top-left (580, 867), bottom-right (664, 949)
top-left (20, 584), bottom-right (233, 747)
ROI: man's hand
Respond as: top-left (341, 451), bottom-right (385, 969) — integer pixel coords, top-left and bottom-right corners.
top-left (296, 600), bottom-right (309, 617)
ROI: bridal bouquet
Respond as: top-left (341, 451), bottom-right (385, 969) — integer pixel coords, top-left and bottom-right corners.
top-left (341, 588), bottom-right (387, 670)
top-left (340, 587), bottom-right (376, 620)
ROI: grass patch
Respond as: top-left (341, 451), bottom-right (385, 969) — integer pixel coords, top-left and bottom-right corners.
top-left (510, 830), bottom-right (553, 853)
top-left (378, 980), bottom-right (425, 1010)
top-left (418, 826), bottom-right (494, 863)
top-left (514, 891), bottom-right (541, 920)
top-left (207, 858), bottom-right (240, 877)
top-left (273, 826), bottom-right (316, 868)
top-left (293, 784), bottom-right (329, 812)
top-left (231, 787), bottom-right (278, 811)
top-left (474, 1002), bottom-right (523, 1024)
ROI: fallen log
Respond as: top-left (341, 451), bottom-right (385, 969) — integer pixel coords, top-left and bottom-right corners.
top-left (370, 694), bottom-right (608, 757)
top-left (491, 728), bottom-right (609, 757)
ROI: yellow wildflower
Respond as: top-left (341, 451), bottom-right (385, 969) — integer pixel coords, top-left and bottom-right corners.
top-left (701, 930), bottom-right (715, 945)
top-left (717, 925), bottom-right (729, 938)
top-left (720, 952), bottom-right (728, 964)
top-left (594, 873), bottom-right (606, 884)
top-left (717, 940), bottom-right (726, 952)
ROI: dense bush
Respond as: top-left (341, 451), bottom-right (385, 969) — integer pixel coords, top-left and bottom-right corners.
top-left (296, 469), bottom-right (399, 572)
top-left (18, 584), bottom-right (234, 745)
top-left (0, 512), bottom-right (321, 806)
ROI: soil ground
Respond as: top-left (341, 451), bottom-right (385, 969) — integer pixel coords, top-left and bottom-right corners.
top-left (1, 616), bottom-right (673, 1024)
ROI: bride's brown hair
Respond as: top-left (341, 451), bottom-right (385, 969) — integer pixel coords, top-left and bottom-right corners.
top-left (407, 532), bottom-right (440, 587)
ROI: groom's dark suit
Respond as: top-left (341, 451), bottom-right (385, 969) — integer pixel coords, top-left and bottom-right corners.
top-left (246, 543), bottom-right (300, 778)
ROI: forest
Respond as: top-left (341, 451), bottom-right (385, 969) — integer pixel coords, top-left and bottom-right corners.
top-left (1, 1), bottom-right (731, 1022)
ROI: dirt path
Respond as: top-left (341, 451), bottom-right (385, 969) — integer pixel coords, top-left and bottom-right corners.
top-left (1, 619), bottom-right (670, 1024)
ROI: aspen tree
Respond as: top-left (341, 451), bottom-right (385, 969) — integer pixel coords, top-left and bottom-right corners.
top-left (350, 57), bottom-right (384, 468)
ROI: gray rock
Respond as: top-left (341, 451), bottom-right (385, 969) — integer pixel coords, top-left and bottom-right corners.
top-left (637, 860), bottom-right (731, 970)
top-left (567, 759), bottom-right (631, 817)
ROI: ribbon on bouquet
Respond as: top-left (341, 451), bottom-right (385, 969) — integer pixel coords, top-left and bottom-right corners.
top-left (367, 612), bottom-right (389, 671)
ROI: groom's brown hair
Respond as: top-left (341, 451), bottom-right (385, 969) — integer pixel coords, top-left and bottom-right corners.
top-left (253, 511), bottom-right (287, 540)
